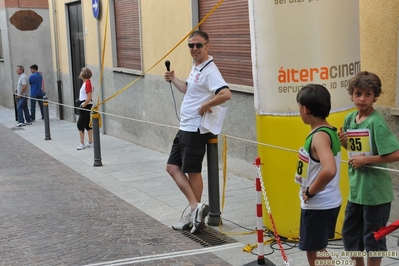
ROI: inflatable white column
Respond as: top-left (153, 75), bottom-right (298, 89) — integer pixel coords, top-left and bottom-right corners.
top-left (248, 0), bottom-right (360, 238)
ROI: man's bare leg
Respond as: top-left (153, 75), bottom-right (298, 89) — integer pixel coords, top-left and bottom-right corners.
top-left (187, 172), bottom-right (203, 203)
top-left (167, 164), bottom-right (198, 211)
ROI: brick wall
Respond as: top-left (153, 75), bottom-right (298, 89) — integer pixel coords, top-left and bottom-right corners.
top-left (4, 0), bottom-right (48, 8)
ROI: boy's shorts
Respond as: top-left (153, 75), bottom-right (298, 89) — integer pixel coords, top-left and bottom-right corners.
top-left (342, 201), bottom-right (390, 253)
top-left (167, 130), bottom-right (211, 173)
top-left (299, 206), bottom-right (341, 251)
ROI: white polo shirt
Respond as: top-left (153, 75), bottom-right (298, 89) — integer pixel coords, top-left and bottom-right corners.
top-left (180, 56), bottom-right (228, 132)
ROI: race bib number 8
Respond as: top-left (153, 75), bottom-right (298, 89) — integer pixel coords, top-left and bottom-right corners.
top-left (347, 129), bottom-right (373, 158)
top-left (294, 148), bottom-right (310, 187)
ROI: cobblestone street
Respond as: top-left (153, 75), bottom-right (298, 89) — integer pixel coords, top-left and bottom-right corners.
top-left (0, 123), bottom-right (231, 265)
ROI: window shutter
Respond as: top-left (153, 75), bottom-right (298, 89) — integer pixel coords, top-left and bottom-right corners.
top-left (114, 0), bottom-right (141, 70)
top-left (199, 0), bottom-right (253, 86)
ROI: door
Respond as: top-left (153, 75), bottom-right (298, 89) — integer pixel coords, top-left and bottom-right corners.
top-left (68, 2), bottom-right (85, 114)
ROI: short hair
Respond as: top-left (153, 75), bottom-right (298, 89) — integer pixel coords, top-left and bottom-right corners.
top-left (79, 67), bottom-right (92, 79)
top-left (296, 84), bottom-right (331, 119)
top-left (189, 30), bottom-right (209, 43)
top-left (30, 64), bottom-right (38, 70)
top-left (17, 65), bottom-right (24, 72)
top-left (347, 71), bottom-right (382, 100)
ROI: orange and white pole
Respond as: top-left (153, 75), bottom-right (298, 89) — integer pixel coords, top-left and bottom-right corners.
top-left (254, 157), bottom-right (265, 265)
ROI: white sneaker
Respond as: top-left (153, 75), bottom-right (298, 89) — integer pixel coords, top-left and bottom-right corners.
top-left (172, 212), bottom-right (193, 230)
top-left (190, 203), bottom-right (209, 234)
top-left (16, 123), bottom-right (25, 127)
top-left (86, 142), bottom-right (93, 148)
top-left (77, 143), bottom-right (85, 150)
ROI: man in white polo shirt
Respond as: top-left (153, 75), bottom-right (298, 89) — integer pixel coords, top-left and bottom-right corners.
top-left (15, 65), bottom-right (32, 127)
top-left (164, 30), bottom-right (232, 234)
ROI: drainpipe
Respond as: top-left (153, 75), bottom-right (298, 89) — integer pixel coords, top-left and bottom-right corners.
top-left (51, 0), bottom-right (63, 119)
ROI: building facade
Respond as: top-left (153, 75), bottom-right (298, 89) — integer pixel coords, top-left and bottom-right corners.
top-left (1, 0), bottom-right (398, 181)
top-left (0, 0), bottom-right (54, 108)
top-left (47, 0), bottom-right (257, 177)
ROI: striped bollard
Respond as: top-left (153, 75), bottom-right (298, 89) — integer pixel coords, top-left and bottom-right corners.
top-left (255, 157), bottom-right (265, 265)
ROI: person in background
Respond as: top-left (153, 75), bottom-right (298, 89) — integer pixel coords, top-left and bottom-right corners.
top-left (76, 67), bottom-right (93, 150)
top-left (38, 71), bottom-right (46, 95)
top-left (164, 30), bottom-right (232, 234)
top-left (15, 66), bottom-right (32, 127)
top-left (295, 84), bottom-right (342, 266)
top-left (29, 64), bottom-right (44, 121)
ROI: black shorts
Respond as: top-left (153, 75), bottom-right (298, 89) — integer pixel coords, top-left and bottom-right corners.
top-left (167, 130), bottom-right (212, 173)
top-left (342, 201), bottom-right (390, 253)
top-left (77, 102), bottom-right (93, 132)
top-left (299, 206), bottom-right (341, 251)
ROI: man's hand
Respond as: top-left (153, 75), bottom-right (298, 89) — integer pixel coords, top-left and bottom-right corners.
top-left (164, 70), bottom-right (175, 83)
top-left (198, 105), bottom-right (212, 116)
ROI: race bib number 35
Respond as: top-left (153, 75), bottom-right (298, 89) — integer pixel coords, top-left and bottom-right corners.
top-left (347, 129), bottom-right (373, 158)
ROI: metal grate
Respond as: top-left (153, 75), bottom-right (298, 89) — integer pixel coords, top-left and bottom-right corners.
top-left (181, 227), bottom-right (237, 247)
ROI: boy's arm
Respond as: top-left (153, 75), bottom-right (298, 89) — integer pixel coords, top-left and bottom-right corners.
top-left (338, 126), bottom-right (347, 149)
top-left (306, 132), bottom-right (337, 195)
top-left (350, 150), bottom-right (399, 168)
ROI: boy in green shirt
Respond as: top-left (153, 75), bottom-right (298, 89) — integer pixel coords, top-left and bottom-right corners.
top-left (339, 71), bottom-right (399, 266)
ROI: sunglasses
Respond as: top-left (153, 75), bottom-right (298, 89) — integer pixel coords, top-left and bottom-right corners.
top-left (188, 43), bottom-right (207, 49)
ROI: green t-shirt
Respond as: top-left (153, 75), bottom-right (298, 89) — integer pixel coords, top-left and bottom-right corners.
top-left (343, 110), bottom-right (399, 205)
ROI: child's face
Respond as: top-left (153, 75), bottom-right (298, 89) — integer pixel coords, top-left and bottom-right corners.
top-left (352, 87), bottom-right (375, 111)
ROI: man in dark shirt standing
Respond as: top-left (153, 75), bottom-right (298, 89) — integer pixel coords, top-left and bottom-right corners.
top-left (29, 64), bottom-right (44, 121)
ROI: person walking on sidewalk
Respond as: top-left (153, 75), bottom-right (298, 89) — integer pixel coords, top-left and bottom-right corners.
top-left (29, 64), bottom-right (45, 121)
top-left (15, 66), bottom-right (32, 127)
top-left (164, 30), bottom-right (232, 233)
top-left (76, 67), bottom-right (93, 150)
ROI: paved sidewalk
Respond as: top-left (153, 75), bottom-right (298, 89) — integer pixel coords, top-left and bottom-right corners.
top-left (0, 121), bottom-right (230, 265)
top-left (1, 104), bottom-right (399, 266)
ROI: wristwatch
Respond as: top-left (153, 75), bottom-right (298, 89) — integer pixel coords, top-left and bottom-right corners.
top-left (305, 187), bottom-right (316, 198)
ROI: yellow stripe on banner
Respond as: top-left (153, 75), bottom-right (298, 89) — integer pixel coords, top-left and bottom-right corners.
top-left (219, 135), bottom-right (256, 236)
top-left (96, 0), bottom-right (225, 108)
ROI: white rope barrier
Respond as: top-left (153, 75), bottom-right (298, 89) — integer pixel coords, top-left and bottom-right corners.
top-left (22, 95), bottom-right (399, 174)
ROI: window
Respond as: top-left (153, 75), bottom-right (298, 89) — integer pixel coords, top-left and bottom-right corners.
top-left (199, 0), bottom-right (253, 87)
top-left (113, 0), bottom-right (142, 70)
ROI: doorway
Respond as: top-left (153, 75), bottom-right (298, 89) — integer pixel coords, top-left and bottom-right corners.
top-left (68, 2), bottom-right (85, 115)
